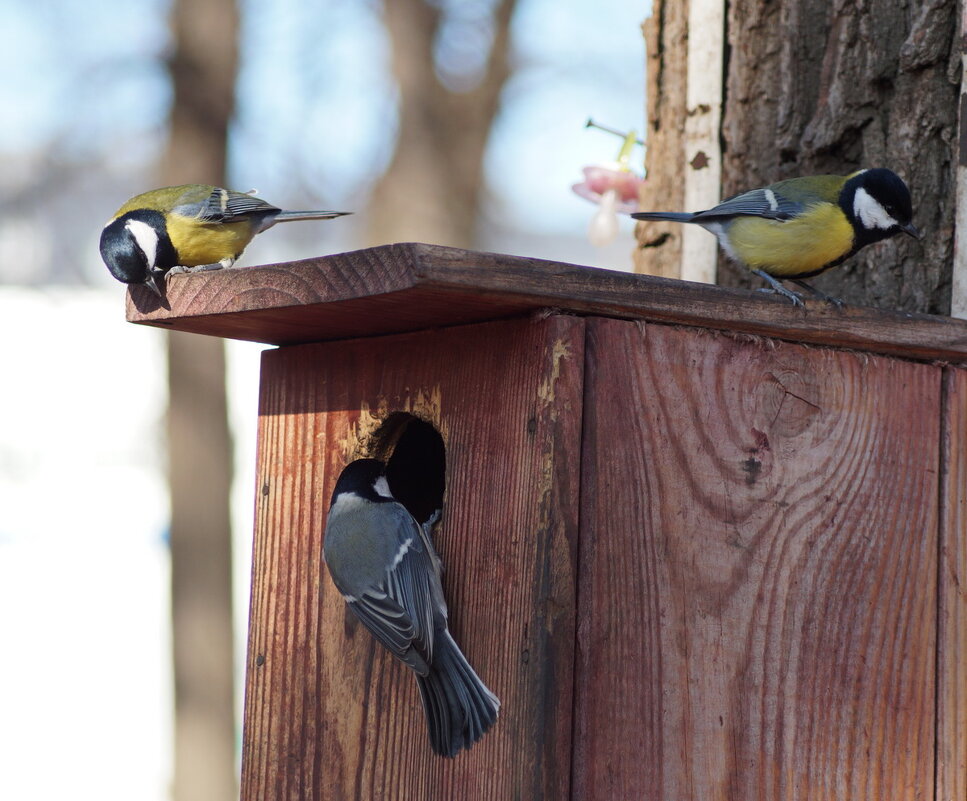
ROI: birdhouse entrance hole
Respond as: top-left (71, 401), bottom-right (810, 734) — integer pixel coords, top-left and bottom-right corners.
top-left (368, 412), bottom-right (446, 526)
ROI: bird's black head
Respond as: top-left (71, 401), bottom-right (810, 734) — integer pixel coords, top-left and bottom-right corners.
top-left (330, 459), bottom-right (390, 506)
top-left (99, 209), bottom-right (177, 293)
top-left (841, 168), bottom-right (918, 246)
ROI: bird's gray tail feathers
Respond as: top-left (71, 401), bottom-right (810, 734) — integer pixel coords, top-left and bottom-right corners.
top-left (274, 210), bottom-right (351, 222)
top-left (630, 211), bottom-right (695, 222)
top-left (416, 630), bottom-right (500, 758)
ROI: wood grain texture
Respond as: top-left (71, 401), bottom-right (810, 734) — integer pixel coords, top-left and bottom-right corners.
top-left (124, 242), bottom-right (967, 362)
top-left (240, 315), bottom-right (584, 800)
top-left (938, 366), bottom-right (967, 801)
top-left (574, 318), bottom-right (941, 800)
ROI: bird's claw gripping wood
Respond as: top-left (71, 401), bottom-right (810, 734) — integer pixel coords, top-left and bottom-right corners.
top-left (756, 286), bottom-right (805, 308)
top-left (167, 262), bottom-right (226, 276)
top-left (754, 270), bottom-right (805, 307)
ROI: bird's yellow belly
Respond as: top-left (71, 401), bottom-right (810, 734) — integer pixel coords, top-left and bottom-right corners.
top-left (728, 204), bottom-right (855, 277)
top-left (166, 216), bottom-right (256, 267)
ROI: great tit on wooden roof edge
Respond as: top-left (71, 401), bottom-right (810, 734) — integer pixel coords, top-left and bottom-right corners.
top-left (633, 168), bottom-right (918, 306)
top-left (99, 184), bottom-right (350, 296)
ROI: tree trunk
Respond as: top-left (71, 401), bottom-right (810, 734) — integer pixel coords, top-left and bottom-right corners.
top-left (634, 0), bottom-right (690, 278)
top-left (639, 0), bottom-right (960, 313)
top-left (718, 0), bottom-right (959, 313)
top-left (161, 1), bottom-right (238, 800)
top-left (364, 0), bottom-right (516, 249)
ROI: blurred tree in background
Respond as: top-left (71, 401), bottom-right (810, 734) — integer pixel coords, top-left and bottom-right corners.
top-left (161, 1), bottom-right (237, 800)
top-left (365, 0), bottom-right (516, 247)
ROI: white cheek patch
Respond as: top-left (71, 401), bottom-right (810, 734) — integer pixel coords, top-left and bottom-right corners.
top-left (372, 476), bottom-right (393, 499)
top-left (853, 187), bottom-right (898, 231)
top-left (125, 219), bottom-right (159, 269)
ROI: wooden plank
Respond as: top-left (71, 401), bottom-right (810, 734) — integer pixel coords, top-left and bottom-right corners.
top-left (938, 366), bottom-right (967, 801)
top-left (574, 318), bottom-right (940, 800)
top-left (240, 315), bottom-right (584, 799)
top-left (125, 242), bottom-right (967, 363)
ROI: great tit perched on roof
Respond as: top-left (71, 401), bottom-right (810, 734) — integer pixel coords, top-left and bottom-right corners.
top-left (323, 458), bottom-right (499, 758)
top-left (99, 184), bottom-right (349, 296)
top-left (633, 168), bottom-right (919, 306)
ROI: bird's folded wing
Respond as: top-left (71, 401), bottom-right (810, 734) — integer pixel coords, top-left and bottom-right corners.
top-left (387, 546), bottom-right (436, 659)
top-left (350, 524), bottom-right (438, 672)
top-left (179, 187), bottom-right (280, 223)
top-left (350, 590), bottom-right (423, 664)
top-left (691, 187), bottom-right (804, 221)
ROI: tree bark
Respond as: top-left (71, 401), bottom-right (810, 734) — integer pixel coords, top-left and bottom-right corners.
top-left (634, 0), bottom-right (690, 278)
top-left (718, 0), bottom-right (959, 313)
top-left (364, 0), bottom-right (516, 249)
top-left (161, 1), bottom-right (238, 800)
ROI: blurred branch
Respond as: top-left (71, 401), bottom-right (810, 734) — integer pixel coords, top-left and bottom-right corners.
top-left (365, 0), bottom-right (517, 248)
top-left (161, 0), bottom-right (238, 184)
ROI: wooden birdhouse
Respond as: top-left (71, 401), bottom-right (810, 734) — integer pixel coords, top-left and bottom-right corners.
top-left (129, 243), bottom-right (967, 800)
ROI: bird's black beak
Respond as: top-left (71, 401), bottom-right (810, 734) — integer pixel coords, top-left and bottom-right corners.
top-left (143, 270), bottom-right (165, 298)
top-left (900, 222), bottom-right (920, 240)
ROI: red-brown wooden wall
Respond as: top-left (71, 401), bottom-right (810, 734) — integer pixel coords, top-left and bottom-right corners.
top-left (240, 314), bottom-right (961, 800)
top-left (243, 317), bottom-right (583, 799)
